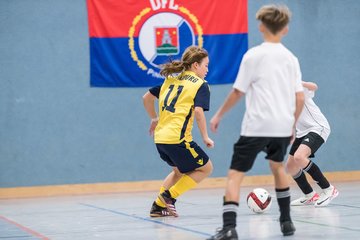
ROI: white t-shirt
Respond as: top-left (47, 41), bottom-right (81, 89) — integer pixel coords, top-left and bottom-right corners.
top-left (296, 88), bottom-right (331, 141)
top-left (233, 42), bottom-right (303, 137)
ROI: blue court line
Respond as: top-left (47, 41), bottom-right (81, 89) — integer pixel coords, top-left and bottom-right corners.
top-left (331, 203), bottom-right (360, 209)
top-left (294, 219), bottom-right (360, 232)
top-left (291, 203), bottom-right (360, 232)
top-left (78, 203), bottom-right (211, 237)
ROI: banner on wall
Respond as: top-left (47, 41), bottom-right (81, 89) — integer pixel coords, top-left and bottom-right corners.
top-left (87, 0), bottom-right (248, 87)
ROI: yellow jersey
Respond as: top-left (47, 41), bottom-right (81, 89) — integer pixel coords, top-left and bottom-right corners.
top-left (149, 71), bottom-right (210, 144)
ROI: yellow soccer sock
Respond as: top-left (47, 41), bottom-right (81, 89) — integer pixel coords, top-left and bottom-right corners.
top-left (155, 186), bottom-right (166, 207)
top-left (169, 175), bottom-right (197, 199)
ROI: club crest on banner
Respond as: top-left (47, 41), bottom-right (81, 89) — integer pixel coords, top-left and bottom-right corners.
top-left (155, 27), bottom-right (179, 55)
top-left (128, 0), bottom-right (203, 79)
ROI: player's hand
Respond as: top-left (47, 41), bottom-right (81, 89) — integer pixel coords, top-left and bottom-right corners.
top-left (210, 115), bottom-right (221, 133)
top-left (203, 137), bottom-right (214, 148)
top-left (149, 118), bottom-right (158, 136)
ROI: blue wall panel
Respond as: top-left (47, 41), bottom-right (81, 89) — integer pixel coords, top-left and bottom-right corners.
top-left (0, 0), bottom-right (359, 187)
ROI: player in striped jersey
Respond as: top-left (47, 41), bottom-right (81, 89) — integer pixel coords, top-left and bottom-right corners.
top-left (143, 46), bottom-right (214, 217)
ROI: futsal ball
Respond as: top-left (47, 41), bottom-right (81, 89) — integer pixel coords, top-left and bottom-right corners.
top-left (247, 188), bottom-right (272, 214)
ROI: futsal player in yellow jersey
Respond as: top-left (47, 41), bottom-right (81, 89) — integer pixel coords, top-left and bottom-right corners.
top-left (143, 46), bottom-right (214, 217)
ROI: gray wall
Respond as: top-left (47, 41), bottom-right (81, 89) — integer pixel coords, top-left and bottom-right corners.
top-left (1, 0), bottom-right (359, 187)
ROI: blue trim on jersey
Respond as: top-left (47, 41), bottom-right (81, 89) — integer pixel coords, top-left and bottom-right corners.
top-left (180, 109), bottom-right (193, 140)
top-left (194, 82), bottom-right (210, 111)
top-left (149, 85), bottom-right (161, 98)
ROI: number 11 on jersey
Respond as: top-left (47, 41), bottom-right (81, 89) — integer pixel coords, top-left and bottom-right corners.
top-left (162, 84), bottom-right (184, 113)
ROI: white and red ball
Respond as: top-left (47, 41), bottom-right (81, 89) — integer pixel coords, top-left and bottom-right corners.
top-left (247, 188), bottom-right (272, 214)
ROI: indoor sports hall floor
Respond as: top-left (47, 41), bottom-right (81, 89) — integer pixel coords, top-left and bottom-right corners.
top-left (0, 181), bottom-right (359, 240)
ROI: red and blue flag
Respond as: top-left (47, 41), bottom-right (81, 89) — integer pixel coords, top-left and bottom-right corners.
top-left (87, 0), bottom-right (248, 87)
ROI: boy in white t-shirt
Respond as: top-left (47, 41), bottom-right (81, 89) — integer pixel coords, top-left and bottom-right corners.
top-left (286, 81), bottom-right (338, 207)
top-left (207, 5), bottom-right (305, 239)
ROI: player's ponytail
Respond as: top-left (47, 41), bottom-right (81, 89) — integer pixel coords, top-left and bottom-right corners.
top-left (160, 60), bottom-right (186, 77)
top-left (160, 46), bottom-right (208, 77)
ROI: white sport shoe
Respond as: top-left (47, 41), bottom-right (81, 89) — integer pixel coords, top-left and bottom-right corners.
top-left (315, 185), bottom-right (339, 207)
top-left (291, 192), bottom-right (319, 206)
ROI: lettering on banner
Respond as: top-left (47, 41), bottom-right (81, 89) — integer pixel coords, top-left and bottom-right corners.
top-left (149, 0), bottom-right (179, 10)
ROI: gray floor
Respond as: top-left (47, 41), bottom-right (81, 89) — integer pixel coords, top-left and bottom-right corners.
top-left (0, 181), bottom-right (359, 240)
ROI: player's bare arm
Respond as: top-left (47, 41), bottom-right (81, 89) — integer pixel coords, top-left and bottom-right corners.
top-left (302, 81), bottom-right (318, 91)
top-left (194, 106), bottom-right (214, 148)
top-left (294, 91), bottom-right (305, 122)
top-left (210, 88), bottom-right (244, 132)
top-left (142, 91), bottom-right (158, 135)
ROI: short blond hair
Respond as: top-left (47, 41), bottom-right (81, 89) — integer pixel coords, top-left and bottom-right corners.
top-left (256, 4), bottom-right (291, 35)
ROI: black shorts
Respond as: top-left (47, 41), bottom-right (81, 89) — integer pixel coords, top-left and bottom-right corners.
top-left (230, 136), bottom-right (291, 172)
top-left (156, 141), bottom-right (209, 173)
top-left (289, 132), bottom-right (324, 158)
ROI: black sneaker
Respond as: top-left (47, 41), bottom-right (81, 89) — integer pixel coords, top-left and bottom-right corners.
top-left (159, 190), bottom-right (178, 217)
top-left (207, 227), bottom-right (238, 240)
top-left (149, 201), bottom-right (171, 217)
top-left (280, 220), bottom-right (296, 236)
